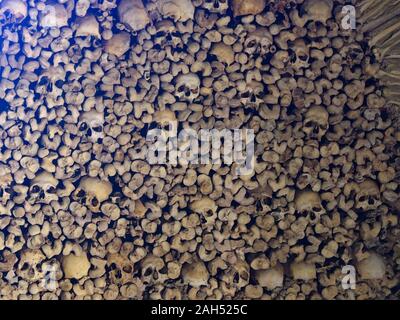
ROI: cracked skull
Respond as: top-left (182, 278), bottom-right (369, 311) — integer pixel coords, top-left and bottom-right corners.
top-left (78, 110), bottom-right (105, 143)
top-left (107, 253), bottom-right (134, 285)
top-left (73, 177), bottom-right (113, 213)
top-left (303, 106), bottom-right (329, 140)
top-left (174, 73), bottom-right (201, 102)
top-left (295, 190), bottom-right (325, 224)
top-left (28, 172), bottom-right (58, 204)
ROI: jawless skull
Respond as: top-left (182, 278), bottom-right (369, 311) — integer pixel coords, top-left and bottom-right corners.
top-left (157, 0), bottom-right (195, 22)
top-left (17, 249), bottom-right (46, 283)
top-left (295, 190), bottom-right (325, 224)
top-left (107, 253), bottom-right (134, 285)
top-left (28, 172), bottom-right (58, 204)
top-left (203, 0), bottom-right (229, 14)
top-left (174, 73), bottom-right (201, 102)
top-left (118, 0), bottom-right (150, 32)
top-left (0, 0), bottom-right (27, 25)
top-left (140, 255), bottom-right (168, 284)
top-left (244, 28), bottom-right (274, 57)
top-left (289, 39), bottom-right (310, 71)
top-left (303, 106), bottom-right (329, 140)
top-left (190, 197), bottom-right (218, 226)
top-left (303, 0), bottom-right (333, 24)
top-left (39, 3), bottom-right (69, 28)
top-left (154, 20), bottom-right (182, 49)
top-left (73, 177), bottom-right (113, 213)
top-left (78, 110), bottom-right (105, 143)
top-left (355, 179), bottom-right (381, 211)
top-left (222, 259), bottom-right (250, 289)
top-left (239, 81), bottom-right (265, 108)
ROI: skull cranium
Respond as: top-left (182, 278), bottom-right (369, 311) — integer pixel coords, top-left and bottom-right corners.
top-left (244, 28), bottom-right (274, 58)
top-left (140, 255), bottom-right (168, 285)
top-left (78, 110), bottom-right (105, 143)
top-left (157, 0), bottom-right (195, 22)
top-left (303, 106), bottom-right (329, 140)
top-left (203, 0), bottom-right (229, 14)
top-left (0, 0), bottom-right (27, 25)
top-left (73, 177), bottom-right (113, 213)
top-left (289, 39), bottom-right (310, 71)
top-left (295, 190), bottom-right (325, 224)
top-left (355, 179), bottom-right (381, 211)
top-left (107, 253), bottom-right (134, 285)
top-left (28, 172), bottom-right (58, 204)
top-left (174, 73), bottom-right (201, 102)
top-left (118, 0), bottom-right (150, 32)
top-left (17, 249), bottom-right (46, 283)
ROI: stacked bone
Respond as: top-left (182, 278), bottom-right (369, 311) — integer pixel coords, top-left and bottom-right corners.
top-left (0, 0), bottom-right (399, 300)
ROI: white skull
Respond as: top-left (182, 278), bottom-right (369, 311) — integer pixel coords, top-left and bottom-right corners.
top-left (78, 110), bottom-right (105, 143)
top-left (355, 180), bottom-right (381, 211)
top-left (244, 28), bottom-right (274, 57)
top-left (107, 253), bottom-right (134, 285)
top-left (303, 106), bottom-right (329, 140)
top-left (0, 0), bottom-right (27, 25)
top-left (140, 255), bottom-right (168, 285)
top-left (118, 0), bottom-right (150, 32)
top-left (28, 172), bottom-right (58, 204)
top-left (174, 73), bottom-right (201, 102)
top-left (154, 20), bottom-right (182, 49)
top-left (73, 177), bottom-right (113, 213)
top-left (157, 0), bottom-right (195, 22)
top-left (295, 190), bottom-right (325, 224)
top-left (289, 39), bottom-right (310, 71)
top-left (17, 249), bottom-right (46, 283)
top-left (232, 0), bottom-right (266, 17)
top-left (190, 197), bottom-right (218, 226)
top-left (36, 66), bottom-right (66, 96)
top-left (39, 3), bottom-right (69, 28)
top-left (182, 260), bottom-right (209, 287)
top-left (203, 0), bottom-right (229, 13)
top-left (239, 81), bottom-right (265, 108)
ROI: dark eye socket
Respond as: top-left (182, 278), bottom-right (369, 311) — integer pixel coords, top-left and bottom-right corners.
top-left (91, 197), bottom-right (99, 207)
top-left (79, 122), bottom-right (88, 131)
top-left (47, 186), bottom-right (56, 194)
top-left (155, 31), bottom-right (166, 37)
top-left (299, 55), bottom-right (308, 61)
top-left (32, 185), bottom-right (41, 193)
top-left (92, 126), bottom-right (102, 133)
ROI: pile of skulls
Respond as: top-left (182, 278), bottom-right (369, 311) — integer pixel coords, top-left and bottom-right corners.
top-left (0, 0), bottom-right (399, 300)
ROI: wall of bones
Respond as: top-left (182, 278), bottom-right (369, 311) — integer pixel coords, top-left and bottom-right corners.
top-left (0, 0), bottom-right (399, 300)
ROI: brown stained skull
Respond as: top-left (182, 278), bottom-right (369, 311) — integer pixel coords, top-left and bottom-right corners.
top-left (355, 179), bottom-right (381, 211)
top-left (303, 106), bottom-right (329, 140)
top-left (222, 259), bottom-right (250, 289)
top-left (107, 253), bottom-right (134, 285)
top-left (17, 249), bottom-right (46, 283)
top-left (28, 172), bottom-right (58, 204)
top-left (244, 28), bottom-right (274, 58)
top-left (295, 190), bottom-right (325, 224)
top-left (239, 81), bottom-right (265, 108)
top-left (154, 20), bottom-right (182, 49)
top-left (78, 110), bottom-right (105, 143)
top-left (289, 39), bottom-right (310, 71)
top-left (140, 255), bottom-right (168, 285)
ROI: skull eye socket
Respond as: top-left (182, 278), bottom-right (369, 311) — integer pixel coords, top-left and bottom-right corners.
top-left (309, 212), bottom-right (317, 220)
top-left (31, 185), bottom-right (41, 193)
top-left (155, 31), bottom-right (166, 37)
top-left (91, 197), bottom-right (99, 207)
top-left (143, 267), bottom-right (153, 277)
top-left (123, 265), bottom-right (133, 273)
top-left (47, 186), bottom-right (56, 194)
top-left (247, 40), bottom-right (257, 48)
top-left (299, 55), bottom-right (308, 61)
top-left (92, 126), bottom-right (102, 133)
top-left (312, 207), bottom-right (322, 212)
top-left (79, 122), bottom-right (88, 131)
top-left (359, 196), bottom-right (367, 202)
top-left (305, 121), bottom-right (314, 128)
top-left (177, 86), bottom-right (185, 93)
top-left (77, 189), bottom-right (85, 198)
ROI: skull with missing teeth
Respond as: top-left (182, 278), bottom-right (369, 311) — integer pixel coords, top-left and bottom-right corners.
top-left (295, 190), bottom-right (325, 224)
top-left (355, 179), bottom-right (381, 211)
top-left (154, 20), bottom-right (182, 49)
top-left (289, 39), bottom-right (310, 71)
top-left (203, 0), bottom-right (228, 13)
top-left (303, 106), bottom-right (329, 140)
top-left (244, 28), bottom-right (274, 58)
top-left (174, 73), bottom-right (201, 102)
top-left (78, 110), bottom-right (104, 143)
top-left (73, 177), bottom-right (112, 213)
top-left (28, 172), bottom-right (58, 204)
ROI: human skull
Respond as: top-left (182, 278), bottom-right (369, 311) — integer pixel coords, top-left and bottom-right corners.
top-left (182, 260), bottom-right (210, 287)
top-left (232, 0), bottom-right (266, 17)
top-left (62, 252), bottom-right (91, 279)
top-left (190, 197), bottom-right (218, 226)
top-left (78, 110), bottom-right (105, 143)
top-left (344, 43), bottom-right (365, 67)
top-left (289, 39), bottom-right (310, 71)
top-left (154, 20), bottom-right (182, 49)
top-left (118, 0), bottom-right (150, 32)
top-left (39, 3), bottom-right (69, 28)
top-left (239, 81), bottom-right (265, 108)
top-left (153, 110), bottom-right (177, 131)
top-left (203, 0), bottom-right (229, 14)
top-left (36, 66), bottom-right (66, 96)
top-left (211, 43), bottom-right (235, 66)
top-left (355, 179), bottom-right (381, 211)
top-left (76, 16), bottom-right (100, 38)
top-left (140, 255), bottom-right (168, 285)
top-left (28, 172), bottom-right (58, 204)
top-left (17, 249), bottom-right (46, 283)
top-left (104, 32), bottom-right (131, 58)
top-left (0, 0), bottom-right (27, 25)
top-left (157, 0), bottom-right (195, 22)
top-left (107, 253), bottom-right (134, 285)
top-left (244, 28), bottom-right (274, 58)
top-left (303, 106), bottom-right (329, 140)
top-left (73, 177), bottom-right (113, 213)
top-left (222, 259), bottom-right (250, 289)
top-left (174, 73), bottom-right (201, 102)
top-left (0, 169), bottom-right (13, 205)
top-left (302, 0), bottom-right (333, 24)
top-left (294, 190), bottom-right (325, 224)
